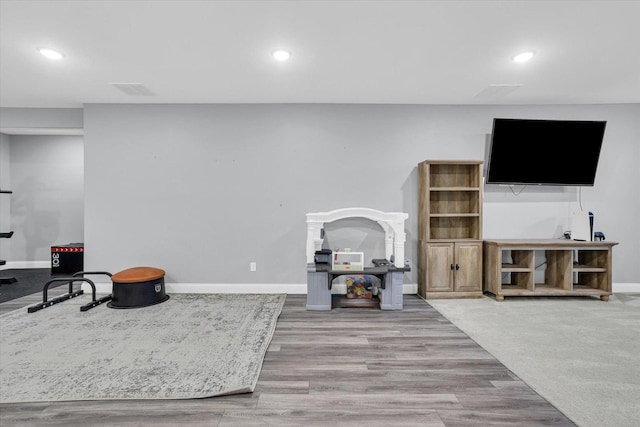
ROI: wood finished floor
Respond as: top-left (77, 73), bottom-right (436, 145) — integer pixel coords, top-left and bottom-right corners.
top-left (0, 292), bottom-right (576, 426)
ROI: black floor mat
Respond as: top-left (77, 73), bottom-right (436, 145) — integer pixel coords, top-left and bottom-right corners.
top-left (0, 269), bottom-right (64, 304)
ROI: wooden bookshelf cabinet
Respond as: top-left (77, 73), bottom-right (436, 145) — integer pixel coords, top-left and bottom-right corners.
top-left (418, 160), bottom-right (483, 299)
top-left (483, 239), bottom-right (618, 301)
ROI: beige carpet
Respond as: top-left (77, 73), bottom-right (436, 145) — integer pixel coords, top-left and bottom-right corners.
top-left (0, 293), bottom-right (285, 403)
top-left (428, 293), bottom-right (640, 427)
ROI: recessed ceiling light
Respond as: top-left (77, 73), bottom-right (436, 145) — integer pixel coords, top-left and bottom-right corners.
top-left (272, 49), bottom-right (291, 61)
top-left (38, 48), bottom-right (64, 60)
top-left (513, 51), bottom-right (535, 63)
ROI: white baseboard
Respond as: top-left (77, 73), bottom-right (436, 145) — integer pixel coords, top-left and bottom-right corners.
top-left (81, 282), bottom-right (420, 295)
top-left (81, 281), bottom-right (636, 295)
top-left (166, 283), bottom-right (309, 294)
top-left (1, 259), bottom-right (637, 295)
top-left (0, 261), bottom-right (50, 269)
top-left (612, 283), bottom-right (640, 293)
top-left (404, 283), bottom-right (418, 294)
top-left (80, 282), bottom-right (311, 294)
top-left (0, 267), bottom-right (621, 295)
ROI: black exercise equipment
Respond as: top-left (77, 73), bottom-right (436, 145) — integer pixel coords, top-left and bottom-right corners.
top-left (0, 189), bottom-right (17, 285)
top-left (51, 243), bottom-right (84, 275)
top-left (108, 267), bottom-right (168, 309)
top-left (27, 271), bottom-right (113, 313)
top-left (26, 267), bottom-right (168, 312)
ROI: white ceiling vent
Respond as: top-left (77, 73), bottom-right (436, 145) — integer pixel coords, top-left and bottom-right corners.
top-left (474, 84), bottom-right (523, 101)
top-left (109, 83), bottom-right (155, 96)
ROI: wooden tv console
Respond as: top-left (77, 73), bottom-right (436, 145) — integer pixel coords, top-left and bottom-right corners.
top-left (483, 239), bottom-right (618, 301)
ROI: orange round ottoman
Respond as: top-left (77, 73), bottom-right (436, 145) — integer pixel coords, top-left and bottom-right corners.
top-left (107, 266), bottom-right (169, 309)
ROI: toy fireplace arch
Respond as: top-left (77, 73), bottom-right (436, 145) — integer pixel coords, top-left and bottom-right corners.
top-left (306, 207), bottom-right (408, 268)
top-left (305, 207), bottom-right (409, 311)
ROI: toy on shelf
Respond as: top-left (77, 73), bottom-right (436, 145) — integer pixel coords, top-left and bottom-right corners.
top-left (345, 275), bottom-right (373, 299)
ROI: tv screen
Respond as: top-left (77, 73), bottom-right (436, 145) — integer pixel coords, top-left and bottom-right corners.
top-left (486, 118), bottom-right (606, 186)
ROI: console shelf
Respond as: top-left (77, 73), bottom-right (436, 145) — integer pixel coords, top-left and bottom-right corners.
top-left (483, 239), bottom-right (618, 301)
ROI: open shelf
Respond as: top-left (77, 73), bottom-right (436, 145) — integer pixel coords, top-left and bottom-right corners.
top-left (428, 163), bottom-right (482, 188)
top-left (429, 190), bottom-right (481, 215)
top-left (428, 216), bottom-right (480, 240)
top-left (420, 161), bottom-right (483, 242)
top-left (332, 295), bottom-right (380, 309)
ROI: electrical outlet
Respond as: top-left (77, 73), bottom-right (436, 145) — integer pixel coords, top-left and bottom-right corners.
top-left (250, 262), bottom-right (257, 272)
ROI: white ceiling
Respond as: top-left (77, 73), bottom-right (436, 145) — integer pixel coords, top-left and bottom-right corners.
top-left (1, 0), bottom-right (639, 108)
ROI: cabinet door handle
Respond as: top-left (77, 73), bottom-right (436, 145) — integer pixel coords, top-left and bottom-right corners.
top-left (450, 264), bottom-right (455, 271)
top-left (455, 264), bottom-right (460, 270)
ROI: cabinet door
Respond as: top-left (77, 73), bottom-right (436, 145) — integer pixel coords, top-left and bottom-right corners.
top-left (454, 242), bottom-right (482, 292)
top-left (426, 243), bottom-right (454, 292)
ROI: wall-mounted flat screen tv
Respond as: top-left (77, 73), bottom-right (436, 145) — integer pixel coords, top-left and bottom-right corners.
top-left (486, 118), bottom-right (607, 186)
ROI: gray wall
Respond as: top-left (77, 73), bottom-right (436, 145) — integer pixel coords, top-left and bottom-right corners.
top-left (4, 135), bottom-right (84, 262)
top-left (82, 103), bottom-right (639, 284)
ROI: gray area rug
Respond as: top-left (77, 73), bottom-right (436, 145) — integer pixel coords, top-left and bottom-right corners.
top-left (0, 293), bottom-right (285, 403)
top-left (428, 293), bottom-right (640, 427)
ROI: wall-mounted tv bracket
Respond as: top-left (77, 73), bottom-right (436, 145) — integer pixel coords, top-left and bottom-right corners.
top-left (27, 271), bottom-right (113, 313)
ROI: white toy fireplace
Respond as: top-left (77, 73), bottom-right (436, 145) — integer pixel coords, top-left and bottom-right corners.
top-left (305, 207), bottom-right (409, 311)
